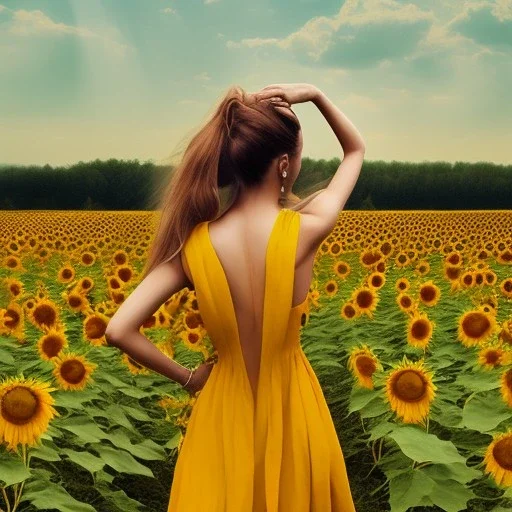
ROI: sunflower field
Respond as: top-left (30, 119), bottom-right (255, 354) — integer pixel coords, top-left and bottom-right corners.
top-left (1, 209), bottom-right (512, 512)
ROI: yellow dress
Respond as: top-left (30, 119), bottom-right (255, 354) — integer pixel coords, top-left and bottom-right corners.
top-left (168, 208), bottom-right (356, 512)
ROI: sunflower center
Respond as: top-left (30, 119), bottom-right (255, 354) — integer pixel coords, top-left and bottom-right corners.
top-left (462, 312), bottom-right (491, 339)
top-left (393, 370), bottom-right (426, 402)
top-left (85, 316), bottom-right (107, 339)
top-left (356, 290), bottom-right (373, 309)
top-left (412, 319), bottom-right (429, 340)
top-left (2, 386), bottom-right (38, 425)
top-left (34, 303), bottom-right (57, 327)
top-left (356, 356), bottom-right (376, 377)
top-left (60, 360), bottom-right (86, 384)
top-left (420, 286), bottom-right (436, 302)
top-left (493, 437), bottom-right (512, 470)
top-left (42, 335), bottom-right (64, 358)
top-left (506, 369), bottom-right (512, 390)
top-left (485, 350), bottom-right (500, 365)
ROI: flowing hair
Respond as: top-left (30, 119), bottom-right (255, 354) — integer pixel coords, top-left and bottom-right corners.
top-left (141, 84), bottom-right (328, 280)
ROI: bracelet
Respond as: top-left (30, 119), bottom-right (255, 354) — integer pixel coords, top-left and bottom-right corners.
top-left (182, 368), bottom-right (194, 388)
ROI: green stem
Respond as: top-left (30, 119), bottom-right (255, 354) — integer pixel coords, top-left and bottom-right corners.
top-left (1, 487), bottom-right (11, 512)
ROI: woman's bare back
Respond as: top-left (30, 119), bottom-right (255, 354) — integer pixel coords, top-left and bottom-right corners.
top-left (181, 207), bottom-right (318, 399)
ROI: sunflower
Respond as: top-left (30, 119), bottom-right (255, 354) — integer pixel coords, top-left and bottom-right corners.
top-left (115, 264), bottom-right (134, 283)
top-left (414, 260), bottom-right (430, 276)
top-left (52, 353), bottom-right (97, 391)
top-left (497, 250), bottom-right (512, 266)
top-left (333, 260), bottom-right (351, 279)
top-left (341, 301), bottom-right (360, 320)
top-left (324, 280), bottom-right (338, 297)
top-left (418, 280), bottom-right (441, 307)
top-left (360, 249), bottom-right (383, 269)
top-left (367, 271), bottom-right (386, 290)
top-left (0, 375), bottom-right (59, 452)
top-left (395, 277), bottom-right (410, 293)
top-left (477, 345), bottom-right (507, 369)
top-left (347, 345), bottom-right (382, 389)
top-left (443, 264), bottom-right (462, 289)
top-left (396, 292), bottom-right (416, 314)
top-left (407, 310), bottom-right (435, 350)
top-left (75, 277), bottom-right (94, 295)
top-left (3, 277), bottom-right (25, 299)
top-left (0, 302), bottom-right (24, 339)
top-left (57, 264), bottom-right (76, 284)
top-left (80, 250), bottom-right (96, 266)
top-left (112, 249), bottom-right (129, 266)
top-left (457, 307), bottom-right (498, 347)
top-left (499, 320), bottom-right (512, 347)
top-left (350, 286), bottom-right (379, 319)
top-left (179, 328), bottom-right (206, 352)
top-left (328, 240), bottom-right (343, 257)
top-left (37, 328), bottom-right (68, 361)
top-left (27, 297), bottom-right (62, 331)
top-left (499, 278), bottom-right (512, 299)
top-left (501, 368), bottom-right (512, 407)
top-left (83, 312), bottom-right (110, 346)
top-left (4, 255), bottom-right (23, 271)
top-left (460, 270), bottom-right (475, 288)
top-left (384, 357), bottom-right (437, 424)
top-left (483, 430), bottom-right (512, 487)
top-left (61, 289), bottom-right (91, 314)
top-left (182, 310), bottom-right (204, 331)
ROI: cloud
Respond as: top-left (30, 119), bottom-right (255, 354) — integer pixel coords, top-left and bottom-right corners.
top-left (0, 7), bottom-right (129, 56)
top-left (448, 1), bottom-right (512, 48)
top-left (226, 0), bottom-right (436, 68)
top-left (160, 7), bottom-right (177, 15)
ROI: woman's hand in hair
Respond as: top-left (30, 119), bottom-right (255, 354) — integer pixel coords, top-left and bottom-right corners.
top-left (253, 83), bottom-right (320, 106)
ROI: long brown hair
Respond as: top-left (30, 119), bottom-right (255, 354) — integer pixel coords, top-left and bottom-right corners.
top-left (141, 84), bottom-right (328, 280)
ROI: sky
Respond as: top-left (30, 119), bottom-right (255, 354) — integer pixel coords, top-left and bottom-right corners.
top-left (0, 0), bottom-right (511, 167)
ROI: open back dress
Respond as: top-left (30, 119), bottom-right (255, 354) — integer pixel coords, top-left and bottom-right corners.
top-left (168, 207), bottom-right (356, 511)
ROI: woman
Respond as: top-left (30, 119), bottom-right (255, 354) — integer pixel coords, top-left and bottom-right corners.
top-left (105, 83), bottom-right (365, 511)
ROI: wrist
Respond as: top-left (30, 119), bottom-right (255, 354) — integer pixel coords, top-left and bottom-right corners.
top-left (176, 365), bottom-right (192, 386)
top-left (182, 368), bottom-right (195, 390)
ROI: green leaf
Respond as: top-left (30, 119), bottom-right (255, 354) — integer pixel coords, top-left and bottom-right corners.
top-left (427, 477), bottom-right (477, 512)
top-left (117, 386), bottom-right (152, 399)
top-left (430, 401), bottom-right (464, 428)
top-left (29, 442), bottom-right (61, 462)
top-left (0, 458), bottom-right (32, 486)
top-left (367, 420), bottom-right (395, 441)
top-left (387, 425), bottom-right (466, 464)
top-left (348, 385), bottom-right (381, 414)
top-left (60, 448), bottom-right (105, 473)
top-left (422, 461), bottom-right (482, 485)
top-left (462, 392), bottom-right (512, 432)
top-left (92, 444), bottom-right (154, 477)
top-left (107, 430), bottom-right (166, 460)
top-left (120, 404), bottom-right (152, 422)
top-left (0, 348), bottom-right (15, 366)
top-left (86, 404), bottom-right (135, 431)
top-left (360, 397), bottom-right (389, 419)
top-left (455, 371), bottom-right (501, 393)
top-left (56, 415), bottom-right (110, 443)
top-left (53, 389), bottom-right (103, 409)
top-left (165, 430), bottom-right (182, 450)
top-left (20, 478), bottom-right (96, 511)
top-left (94, 480), bottom-right (146, 511)
top-left (389, 469), bottom-right (435, 512)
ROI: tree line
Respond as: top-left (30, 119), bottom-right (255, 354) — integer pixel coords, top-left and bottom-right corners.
top-left (0, 158), bottom-right (510, 210)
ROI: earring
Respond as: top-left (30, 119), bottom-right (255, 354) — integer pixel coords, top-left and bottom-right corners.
top-left (280, 170), bottom-right (287, 196)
